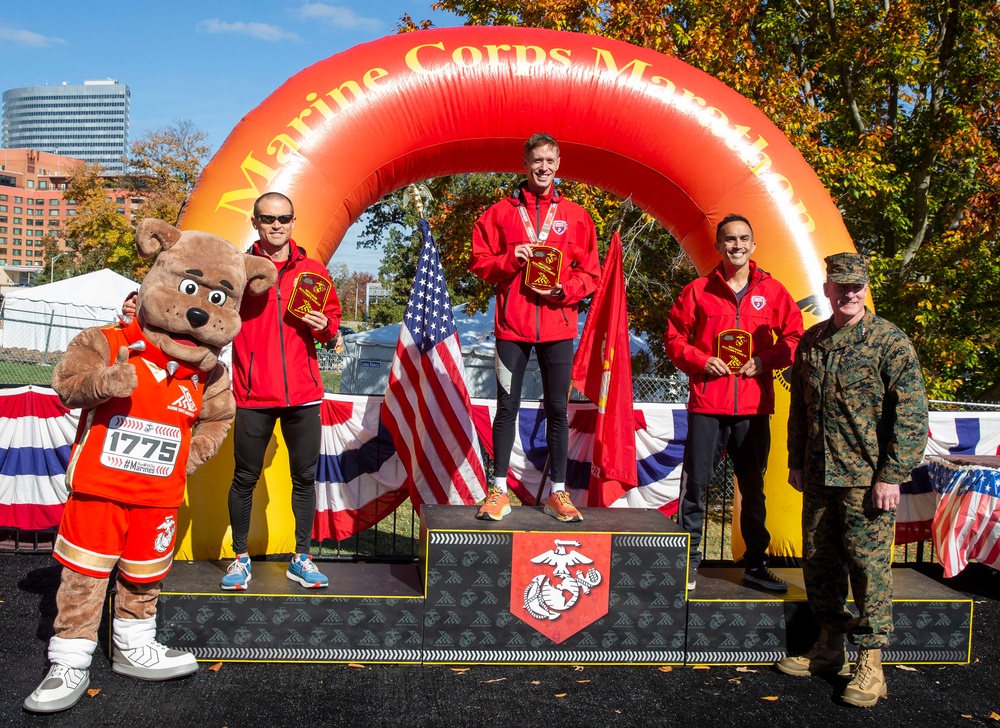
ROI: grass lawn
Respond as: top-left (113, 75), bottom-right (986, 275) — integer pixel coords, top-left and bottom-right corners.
top-left (0, 361), bottom-right (56, 387)
top-left (321, 371), bottom-right (342, 392)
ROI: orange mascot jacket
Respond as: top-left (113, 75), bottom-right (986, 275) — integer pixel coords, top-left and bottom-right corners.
top-left (64, 319), bottom-right (205, 508)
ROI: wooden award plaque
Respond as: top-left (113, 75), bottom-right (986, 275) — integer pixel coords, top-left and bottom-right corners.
top-left (524, 245), bottom-right (562, 290)
top-left (286, 271), bottom-right (332, 319)
top-left (716, 329), bottom-right (753, 371)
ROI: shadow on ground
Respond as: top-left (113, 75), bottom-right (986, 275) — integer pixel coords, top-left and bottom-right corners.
top-left (1, 554), bottom-right (998, 727)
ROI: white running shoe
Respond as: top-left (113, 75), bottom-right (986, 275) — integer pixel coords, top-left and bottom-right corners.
top-left (24, 664), bottom-right (90, 713)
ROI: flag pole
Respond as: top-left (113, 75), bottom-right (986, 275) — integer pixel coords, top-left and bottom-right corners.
top-left (404, 183), bottom-right (433, 221)
top-left (616, 195), bottom-right (635, 235)
top-left (534, 194), bottom-right (634, 506)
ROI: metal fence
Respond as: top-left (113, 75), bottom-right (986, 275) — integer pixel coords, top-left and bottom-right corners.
top-left (0, 304), bottom-right (111, 386)
top-left (4, 324), bottom-right (999, 567)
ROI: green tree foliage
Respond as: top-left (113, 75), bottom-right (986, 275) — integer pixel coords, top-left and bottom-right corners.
top-left (60, 163), bottom-right (136, 277)
top-left (329, 263), bottom-right (378, 323)
top-left (35, 236), bottom-right (74, 285)
top-left (358, 180), bottom-right (495, 326)
top-left (385, 0), bottom-right (1000, 399)
top-left (50, 120), bottom-right (211, 282)
top-left (127, 119), bottom-right (210, 226)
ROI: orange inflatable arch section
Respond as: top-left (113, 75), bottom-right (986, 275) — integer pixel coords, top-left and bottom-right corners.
top-left (180, 26), bottom-right (855, 560)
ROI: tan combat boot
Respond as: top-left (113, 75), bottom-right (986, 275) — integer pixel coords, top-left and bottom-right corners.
top-left (775, 628), bottom-right (850, 677)
top-left (841, 647), bottom-right (887, 707)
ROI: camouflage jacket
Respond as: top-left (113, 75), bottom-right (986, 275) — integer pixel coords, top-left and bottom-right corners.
top-left (787, 308), bottom-right (927, 488)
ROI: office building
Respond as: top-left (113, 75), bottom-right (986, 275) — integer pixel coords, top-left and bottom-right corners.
top-left (2, 80), bottom-right (130, 174)
top-left (0, 149), bottom-right (140, 290)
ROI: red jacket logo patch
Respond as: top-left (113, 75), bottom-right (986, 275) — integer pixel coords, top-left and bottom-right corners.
top-left (510, 532), bottom-right (611, 643)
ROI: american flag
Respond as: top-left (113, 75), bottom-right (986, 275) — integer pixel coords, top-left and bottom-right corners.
top-left (932, 464), bottom-right (1000, 578)
top-left (381, 218), bottom-right (488, 511)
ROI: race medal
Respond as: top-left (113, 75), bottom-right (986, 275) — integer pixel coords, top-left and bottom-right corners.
top-left (287, 271), bottom-right (332, 319)
top-left (524, 245), bottom-right (563, 290)
top-left (516, 199), bottom-right (562, 289)
top-left (717, 329), bottom-right (753, 371)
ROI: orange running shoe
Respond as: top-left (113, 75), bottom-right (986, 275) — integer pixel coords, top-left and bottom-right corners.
top-left (544, 491), bottom-right (583, 523)
top-left (476, 488), bottom-right (511, 521)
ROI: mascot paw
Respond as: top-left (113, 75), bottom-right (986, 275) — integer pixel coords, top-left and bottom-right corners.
top-left (101, 346), bottom-right (138, 399)
top-left (185, 436), bottom-right (215, 475)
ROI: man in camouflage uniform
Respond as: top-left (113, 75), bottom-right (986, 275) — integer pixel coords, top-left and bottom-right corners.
top-left (775, 253), bottom-right (927, 708)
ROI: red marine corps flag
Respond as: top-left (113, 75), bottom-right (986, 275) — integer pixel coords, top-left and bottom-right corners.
top-left (571, 231), bottom-right (637, 506)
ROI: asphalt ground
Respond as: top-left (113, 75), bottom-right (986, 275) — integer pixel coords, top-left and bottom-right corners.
top-left (2, 554), bottom-right (999, 728)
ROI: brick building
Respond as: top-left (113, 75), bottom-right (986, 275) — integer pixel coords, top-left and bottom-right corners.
top-left (0, 149), bottom-right (139, 292)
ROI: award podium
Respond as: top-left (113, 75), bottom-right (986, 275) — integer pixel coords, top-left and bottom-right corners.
top-left (148, 505), bottom-right (973, 666)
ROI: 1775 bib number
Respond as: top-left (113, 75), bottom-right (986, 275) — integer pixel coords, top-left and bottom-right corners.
top-left (100, 415), bottom-right (181, 478)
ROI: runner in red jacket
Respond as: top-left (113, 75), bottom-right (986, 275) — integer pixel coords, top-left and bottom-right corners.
top-left (469, 133), bottom-right (600, 523)
top-left (665, 213), bottom-right (803, 591)
top-left (231, 239), bottom-right (340, 408)
top-left (222, 192), bottom-right (342, 592)
top-left (469, 185), bottom-right (599, 344)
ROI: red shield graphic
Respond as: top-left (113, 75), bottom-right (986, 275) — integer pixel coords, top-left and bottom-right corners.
top-left (510, 532), bottom-right (611, 644)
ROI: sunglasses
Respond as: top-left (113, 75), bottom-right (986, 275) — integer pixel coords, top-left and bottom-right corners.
top-left (256, 213), bottom-right (294, 225)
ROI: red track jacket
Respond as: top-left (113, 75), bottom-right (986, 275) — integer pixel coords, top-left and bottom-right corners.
top-left (231, 241), bottom-right (342, 408)
top-left (665, 261), bottom-right (803, 416)
top-left (469, 183), bottom-right (599, 343)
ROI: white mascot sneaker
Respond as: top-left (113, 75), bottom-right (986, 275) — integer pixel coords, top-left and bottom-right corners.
top-left (112, 616), bottom-right (197, 680)
top-left (23, 664), bottom-right (90, 713)
top-left (112, 641), bottom-right (198, 680)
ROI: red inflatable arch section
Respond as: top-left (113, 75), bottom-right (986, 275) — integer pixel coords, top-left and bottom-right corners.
top-left (180, 26), bottom-right (856, 559)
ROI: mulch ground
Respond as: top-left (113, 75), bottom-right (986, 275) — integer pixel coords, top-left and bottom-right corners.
top-left (2, 555), bottom-right (999, 727)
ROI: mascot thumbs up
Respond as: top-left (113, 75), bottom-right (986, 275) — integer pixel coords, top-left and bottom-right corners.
top-left (25, 220), bottom-right (276, 713)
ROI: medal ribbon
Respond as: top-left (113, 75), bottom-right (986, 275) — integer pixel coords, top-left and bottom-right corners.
top-left (516, 200), bottom-right (560, 244)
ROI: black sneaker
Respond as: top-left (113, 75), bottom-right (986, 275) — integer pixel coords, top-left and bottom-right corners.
top-left (743, 566), bottom-right (788, 592)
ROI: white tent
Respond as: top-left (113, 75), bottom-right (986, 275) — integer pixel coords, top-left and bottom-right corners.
top-left (1, 269), bottom-right (138, 356)
top-left (339, 298), bottom-right (650, 398)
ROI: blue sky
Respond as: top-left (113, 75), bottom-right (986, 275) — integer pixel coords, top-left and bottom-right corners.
top-left (0, 1), bottom-right (462, 274)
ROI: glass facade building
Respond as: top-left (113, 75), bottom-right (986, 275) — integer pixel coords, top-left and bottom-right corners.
top-left (2, 80), bottom-right (130, 174)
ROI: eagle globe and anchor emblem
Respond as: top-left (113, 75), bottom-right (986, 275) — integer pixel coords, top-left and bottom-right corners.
top-left (523, 539), bottom-right (603, 620)
top-left (511, 533), bottom-right (612, 643)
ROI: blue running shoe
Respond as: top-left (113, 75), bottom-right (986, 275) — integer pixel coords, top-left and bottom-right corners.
top-left (286, 554), bottom-right (328, 588)
top-left (221, 556), bottom-right (251, 591)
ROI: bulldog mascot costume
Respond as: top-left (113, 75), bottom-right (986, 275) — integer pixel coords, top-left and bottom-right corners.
top-left (25, 219), bottom-right (276, 713)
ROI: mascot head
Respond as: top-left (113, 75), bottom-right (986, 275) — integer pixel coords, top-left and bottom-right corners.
top-left (133, 218), bottom-right (276, 372)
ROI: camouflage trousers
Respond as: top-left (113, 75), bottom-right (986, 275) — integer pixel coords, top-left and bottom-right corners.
top-left (801, 484), bottom-right (895, 648)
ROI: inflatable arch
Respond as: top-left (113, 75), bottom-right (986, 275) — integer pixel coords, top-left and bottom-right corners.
top-left (178, 26), bottom-right (856, 561)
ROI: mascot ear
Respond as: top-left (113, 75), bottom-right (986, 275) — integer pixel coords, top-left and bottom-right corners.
top-left (136, 218), bottom-right (183, 259)
top-left (245, 254), bottom-right (278, 295)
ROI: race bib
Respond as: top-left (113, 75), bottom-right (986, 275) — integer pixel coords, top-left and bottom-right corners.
top-left (100, 415), bottom-right (181, 477)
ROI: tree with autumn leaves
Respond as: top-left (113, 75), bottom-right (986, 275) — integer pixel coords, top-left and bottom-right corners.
top-left (380, 0), bottom-right (1000, 400)
top-left (50, 120), bottom-right (211, 282)
top-left (47, 163), bottom-right (136, 279)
